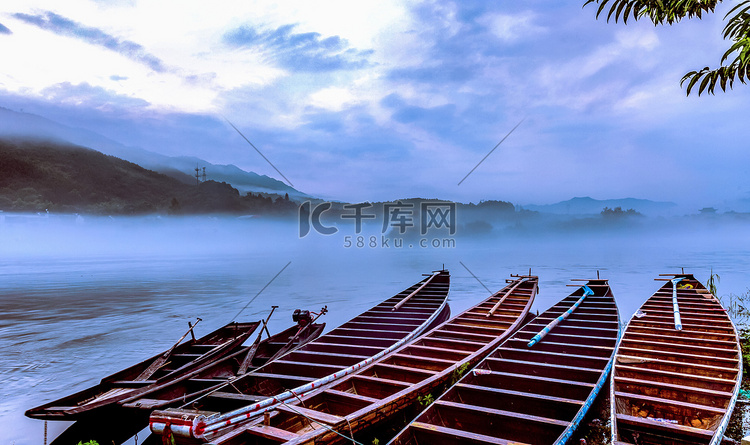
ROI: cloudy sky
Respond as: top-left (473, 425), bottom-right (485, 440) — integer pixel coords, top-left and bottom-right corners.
top-left (0, 0), bottom-right (748, 207)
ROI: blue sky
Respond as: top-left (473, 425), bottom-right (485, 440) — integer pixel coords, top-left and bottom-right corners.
top-left (0, 1), bottom-right (748, 208)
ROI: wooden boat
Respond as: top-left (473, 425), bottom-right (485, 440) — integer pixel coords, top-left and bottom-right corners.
top-left (26, 319), bottom-right (261, 421)
top-left (389, 277), bottom-right (620, 445)
top-left (118, 310), bottom-right (327, 411)
top-left (39, 311), bottom-right (326, 445)
top-left (149, 270), bottom-right (451, 443)
top-left (203, 274), bottom-right (539, 445)
top-left (611, 273), bottom-right (742, 445)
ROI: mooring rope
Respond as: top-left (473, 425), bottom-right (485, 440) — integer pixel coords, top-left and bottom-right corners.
top-left (277, 400), bottom-right (363, 445)
top-left (230, 261), bottom-right (291, 322)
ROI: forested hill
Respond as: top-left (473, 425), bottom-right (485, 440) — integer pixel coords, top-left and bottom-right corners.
top-left (0, 138), bottom-right (296, 215)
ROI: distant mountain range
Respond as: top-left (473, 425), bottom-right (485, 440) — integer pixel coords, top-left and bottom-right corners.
top-left (0, 107), bottom-right (308, 198)
top-left (2, 107), bottom-right (738, 217)
top-left (521, 196), bottom-right (678, 216)
top-left (0, 137), bottom-right (297, 215)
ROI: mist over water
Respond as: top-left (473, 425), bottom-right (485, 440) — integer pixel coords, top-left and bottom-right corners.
top-left (1, 214), bottom-right (749, 444)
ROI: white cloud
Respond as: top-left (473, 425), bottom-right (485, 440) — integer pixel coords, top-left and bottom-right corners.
top-left (479, 11), bottom-right (546, 43)
top-left (308, 86), bottom-right (359, 111)
top-left (0, 0), bottom-right (414, 114)
top-left (530, 26), bottom-right (662, 112)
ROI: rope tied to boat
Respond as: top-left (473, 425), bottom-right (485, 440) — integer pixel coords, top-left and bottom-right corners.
top-left (277, 400), bottom-right (364, 444)
top-left (527, 285), bottom-right (594, 348)
top-left (162, 423), bottom-right (176, 445)
top-left (671, 277), bottom-right (684, 331)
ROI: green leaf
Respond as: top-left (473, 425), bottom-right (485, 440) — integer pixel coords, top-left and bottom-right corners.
top-left (596, 0), bottom-right (611, 20)
top-left (681, 69), bottom-right (705, 95)
top-left (710, 70), bottom-right (721, 94)
top-left (698, 71), bottom-right (712, 95)
top-left (615, 1), bottom-right (627, 23)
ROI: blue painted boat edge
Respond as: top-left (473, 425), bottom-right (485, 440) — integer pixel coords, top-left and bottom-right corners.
top-left (709, 293), bottom-right (743, 445)
top-left (609, 288), bottom-right (638, 444)
top-left (555, 283), bottom-right (622, 445)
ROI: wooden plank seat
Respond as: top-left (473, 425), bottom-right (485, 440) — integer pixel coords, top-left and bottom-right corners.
top-left (615, 364), bottom-right (737, 391)
top-left (616, 413), bottom-right (716, 440)
top-left (618, 338), bottom-right (738, 359)
top-left (615, 376), bottom-right (733, 408)
top-left (615, 391), bottom-right (726, 418)
top-left (493, 346), bottom-right (610, 369)
top-left (409, 421), bottom-right (532, 445)
top-left (482, 357), bottom-right (603, 384)
top-left (616, 345), bottom-right (739, 369)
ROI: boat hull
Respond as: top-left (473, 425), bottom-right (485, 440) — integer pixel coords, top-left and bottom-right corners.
top-left (118, 323), bottom-right (326, 412)
top-left (389, 278), bottom-right (620, 445)
top-left (25, 321), bottom-right (260, 420)
top-left (611, 274), bottom-right (742, 445)
top-left (148, 270), bottom-right (452, 443)
top-left (203, 274), bottom-right (539, 445)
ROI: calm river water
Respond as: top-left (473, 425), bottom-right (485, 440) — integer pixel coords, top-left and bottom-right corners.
top-left (1, 215), bottom-right (749, 444)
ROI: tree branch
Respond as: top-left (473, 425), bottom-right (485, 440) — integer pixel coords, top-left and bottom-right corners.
top-left (585, 0), bottom-right (750, 95)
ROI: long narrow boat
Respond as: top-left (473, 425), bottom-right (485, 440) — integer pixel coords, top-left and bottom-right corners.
top-left (26, 319), bottom-right (261, 421)
top-left (42, 313), bottom-right (326, 445)
top-left (119, 311), bottom-right (327, 411)
top-left (149, 270), bottom-right (451, 443)
top-left (389, 277), bottom-right (620, 445)
top-left (610, 273), bottom-right (742, 445)
top-left (203, 274), bottom-right (538, 445)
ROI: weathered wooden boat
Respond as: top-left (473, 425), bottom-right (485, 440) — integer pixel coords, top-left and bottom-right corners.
top-left (389, 277), bottom-right (620, 445)
top-left (611, 273), bottom-right (742, 445)
top-left (199, 274), bottom-right (538, 445)
top-left (149, 270), bottom-right (451, 443)
top-left (119, 308), bottom-right (327, 411)
top-left (26, 318), bottom-right (261, 421)
top-left (41, 310), bottom-right (326, 445)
